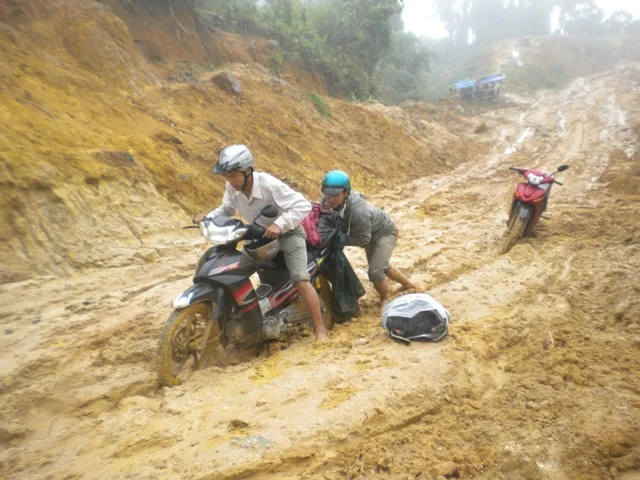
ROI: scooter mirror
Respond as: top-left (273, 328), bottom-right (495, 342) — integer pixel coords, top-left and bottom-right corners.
top-left (260, 205), bottom-right (279, 218)
top-left (557, 165), bottom-right (569, 172)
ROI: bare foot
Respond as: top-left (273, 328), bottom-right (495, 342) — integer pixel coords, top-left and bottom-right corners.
top-left (315, 331), bottom-right (330, 342)
top-left (393, 283), bottom-right (416, 294)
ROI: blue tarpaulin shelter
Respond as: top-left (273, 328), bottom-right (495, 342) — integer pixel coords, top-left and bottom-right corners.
top-left (453, 73), bottom-right (506, 102)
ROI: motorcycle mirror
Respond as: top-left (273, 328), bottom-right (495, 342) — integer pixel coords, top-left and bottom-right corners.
top-left (260, 205), bottom-right (279, 218)
top-left (557, 165), bottom-right (569, 172)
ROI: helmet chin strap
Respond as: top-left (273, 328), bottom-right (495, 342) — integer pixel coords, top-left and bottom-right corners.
top-left (334, 189), bottom-right (350, 211)
top-left (241, 168), bottom-right (254, 190)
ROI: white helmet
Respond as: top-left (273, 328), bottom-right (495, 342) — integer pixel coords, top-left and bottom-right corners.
top-left (244, 238), bottom-right (280, 262)
top-left (213, 144), bottom-right (254, 174)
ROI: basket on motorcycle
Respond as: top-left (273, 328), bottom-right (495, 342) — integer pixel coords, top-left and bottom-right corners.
top-left (243, 238), bottom-right (280, 262)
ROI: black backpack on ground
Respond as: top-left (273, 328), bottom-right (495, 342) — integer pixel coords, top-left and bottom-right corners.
top-left (381, 293), bottom-right (451, 345)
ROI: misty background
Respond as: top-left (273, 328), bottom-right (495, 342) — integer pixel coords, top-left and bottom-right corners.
top-left (189, 1), bottom-right (640, 103)
top-left (402, 0), bottom-right (640, 39)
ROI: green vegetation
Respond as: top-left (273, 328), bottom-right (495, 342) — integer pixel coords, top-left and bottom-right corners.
top-left (308, 91), bottom-right (332, 118)
top-left (195, 0), bottom-right (425, 103)
top-left (267, 53), bottom-right (285, 78)
top-left (192, 0), bottom-right (639, 104)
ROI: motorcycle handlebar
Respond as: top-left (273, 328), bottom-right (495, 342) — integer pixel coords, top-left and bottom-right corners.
top-left (554, 180), bottom-right (563, 186)
top-left (247, 224), bottom-right (266, 240)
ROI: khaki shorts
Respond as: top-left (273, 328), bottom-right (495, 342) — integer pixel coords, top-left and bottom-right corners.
top-left (279, 225), bottom-right (310, 284)
top-left (365, 232), bottom-right (398, 283)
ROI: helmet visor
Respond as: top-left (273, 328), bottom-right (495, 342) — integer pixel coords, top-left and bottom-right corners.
top-left (322, 186), bottom-right (346, 196)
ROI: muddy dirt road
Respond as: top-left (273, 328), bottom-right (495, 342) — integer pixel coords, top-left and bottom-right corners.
top-left (1, 65), bottom-right (639, 480)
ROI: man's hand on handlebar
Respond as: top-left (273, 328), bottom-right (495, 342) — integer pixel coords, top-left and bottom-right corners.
top-left (264, 224), bottom-right (282, 239)
top-left (192, 213), bottom-right (206, 224)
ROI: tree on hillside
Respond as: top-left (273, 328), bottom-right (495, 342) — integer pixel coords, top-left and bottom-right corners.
top-left (468, 0), bottom-right (507, 44)
top-left (564, 3), bottom-right (605, 34)
top-left (601, 10), bottom-right (634, 34)
top-left (376, 31), bottom-right (434, 103)
top-left (554, 0), bottom-right (605, 35)
top-left (261, 0), bottom-right (345, 91)
top-left (435, 0), bottom-right (552, 47)
top-left (505, 0), bottom-right (554, 37)
top-left (293, 0), bottom-right (405, 98)
top-left (307, 0), bottom-right (403, 74)
top-left (434, 0), bottom-right (472, 48)
top-left (195, 0), bottom-right (260, 33)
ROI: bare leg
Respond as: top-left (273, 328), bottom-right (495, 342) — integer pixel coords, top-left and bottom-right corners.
top-left (296, 280), bottom-right (329, 342)
top-left (373, 279), bottom-right (390, 307)
top-left (386, 266), bottom-right (416, 292)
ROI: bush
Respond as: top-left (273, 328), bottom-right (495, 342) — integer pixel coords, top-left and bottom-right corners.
top-left (308, 92), bottom-right (332, 119)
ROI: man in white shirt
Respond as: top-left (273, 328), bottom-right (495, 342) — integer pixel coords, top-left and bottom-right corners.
top-left (193, 144), bottom-right (328, 342)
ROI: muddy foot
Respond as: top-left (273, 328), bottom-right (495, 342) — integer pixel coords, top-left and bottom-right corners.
top-left (393, 284), bottom-right (417, 294)
top-left (315, 331), bottom-right (330, 343)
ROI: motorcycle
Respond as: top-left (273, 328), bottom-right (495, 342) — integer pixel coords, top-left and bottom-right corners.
top-left (157, 205), bottom-right (335, 386)
top-left (500, 164), bottom-right (569, 254)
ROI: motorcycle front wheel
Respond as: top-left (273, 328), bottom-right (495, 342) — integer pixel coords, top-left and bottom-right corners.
top-left (156, 302), bottom-right (221, 387)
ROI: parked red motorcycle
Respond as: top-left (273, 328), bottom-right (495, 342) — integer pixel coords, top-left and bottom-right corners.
top-left (500, 165), bottom-right (569, 253)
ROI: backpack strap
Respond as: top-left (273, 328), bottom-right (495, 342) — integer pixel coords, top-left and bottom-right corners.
top-left (388, 330), bottom-right (412, 345)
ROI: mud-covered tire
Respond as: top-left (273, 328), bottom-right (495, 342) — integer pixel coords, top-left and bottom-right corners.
top-left (500, 214), bottom-right (528, 254)
top-left (316, 275), bottom-right (334, 332)
top-left (157, 302), bottom-right (220, 387)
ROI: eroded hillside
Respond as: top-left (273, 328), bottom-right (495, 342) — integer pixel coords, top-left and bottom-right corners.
top-left (0, 0), bottom-right (476, 283)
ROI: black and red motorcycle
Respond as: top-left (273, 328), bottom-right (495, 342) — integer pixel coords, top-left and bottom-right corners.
top-left (157, 206), bottom-right (335, 386)
top-left (500, 165), bottom-right (569, 254)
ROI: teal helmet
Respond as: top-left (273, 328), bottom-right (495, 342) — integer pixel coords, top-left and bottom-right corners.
top-left (322, 170), bottom-right (351, 196)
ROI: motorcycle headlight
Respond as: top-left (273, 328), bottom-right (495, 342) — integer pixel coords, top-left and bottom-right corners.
top-left (527, 172), bottom-right (543, 185)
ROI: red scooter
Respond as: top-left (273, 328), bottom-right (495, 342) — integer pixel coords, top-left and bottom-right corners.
top-left (501, 165), bottom-right (569, 253)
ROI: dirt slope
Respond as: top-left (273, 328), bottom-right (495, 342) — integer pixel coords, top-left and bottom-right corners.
top-left (1, 1), bottom-right (640, 480)
top-left (0, 0), bottom-right (475, 283)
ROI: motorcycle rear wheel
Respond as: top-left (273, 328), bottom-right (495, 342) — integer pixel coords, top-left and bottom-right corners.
top-left (500, 214), bottom-right (528, 254)
top-left (156, 302), bottom-right (220, 387)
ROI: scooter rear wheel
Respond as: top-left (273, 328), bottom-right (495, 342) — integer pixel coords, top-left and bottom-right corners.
top-left (157, 302), bottom-right (220, 387)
